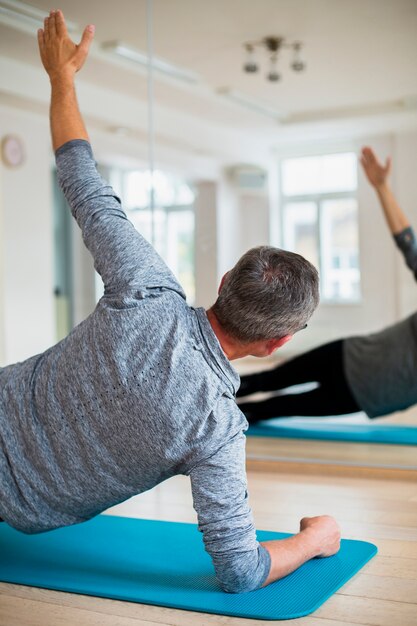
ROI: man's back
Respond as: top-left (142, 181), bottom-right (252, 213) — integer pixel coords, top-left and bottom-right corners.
top-left (0, 139), bottom-right (272, 594)
top-left (0, 274), bottom-right (245, 532)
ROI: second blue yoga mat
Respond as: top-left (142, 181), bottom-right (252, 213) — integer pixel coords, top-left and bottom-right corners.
top-left (0, 515), bottom-right (376, 620)
top-left (247, 418), bottom-right (417, 446)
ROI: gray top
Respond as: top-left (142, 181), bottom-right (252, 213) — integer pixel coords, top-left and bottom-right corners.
top-left (0, 139), bottom-right (270, 593)
top-left (344, 227), bottom-right (417, 417)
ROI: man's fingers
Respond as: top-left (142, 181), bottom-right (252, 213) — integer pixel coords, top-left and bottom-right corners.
top-left (49, 10), bottom-right (57, 38)
top-left (55, 9), bottom-right (68, 37)
top-left (78, 24), bottom-right (95, 55)
top-left (362, 146), bottom-right (376, 164)
top-left (360, 149), bottom-right (370, 167)
top-left (360, 153), bottom-right (368, 168)
top-left (43, 16), bottom-right (50, 42)
top-left (37, 28), bottom-right (45, 54)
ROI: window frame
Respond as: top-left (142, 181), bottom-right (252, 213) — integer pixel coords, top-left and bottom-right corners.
top-left (108, 166), bottom-right (196, 304)
top-left (279, 153), bottom-right (361, 305)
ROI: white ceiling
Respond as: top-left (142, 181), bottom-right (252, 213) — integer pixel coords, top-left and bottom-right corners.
top-left (1, 0), bottom-right (417, 167)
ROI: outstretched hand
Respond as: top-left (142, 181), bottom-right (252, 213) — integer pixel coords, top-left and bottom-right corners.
top-left (360, 146), bottom-right (391, 189)
top-left (38, 9), bottom-right (95, 81)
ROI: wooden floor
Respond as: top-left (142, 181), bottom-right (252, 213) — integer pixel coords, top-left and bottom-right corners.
top-left (2, 354), bottom-right (417, 625)
top-left (1, 442), bottom-right (417, 626)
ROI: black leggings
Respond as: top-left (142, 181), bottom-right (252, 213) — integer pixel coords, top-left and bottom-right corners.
top-left (237, 339), bottom-right (360, 423)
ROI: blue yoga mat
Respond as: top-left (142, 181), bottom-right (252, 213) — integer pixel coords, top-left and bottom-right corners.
top-left (247, 418), bottom-right (417, 446)
top-left (0, 515), bottom-right (376, 620)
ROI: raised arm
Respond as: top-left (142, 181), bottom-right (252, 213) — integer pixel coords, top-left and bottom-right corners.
top-left (38, 10), bottom-right (93, 151)
top-left (38, 11), bottom-right (183, 297)
top-left (361, 146), bottom-right (417, 278)
top-left (360, 146), bottom-right (410, 235)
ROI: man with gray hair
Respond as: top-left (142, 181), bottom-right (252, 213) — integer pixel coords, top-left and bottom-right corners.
top-left (212, 246), bottom-right (319, 344)
top-left (0, 10), bottom-right (340, 595)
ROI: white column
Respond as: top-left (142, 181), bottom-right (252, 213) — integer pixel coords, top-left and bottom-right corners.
top-left (194, 181), bottom-right (218, 308)
top-left (393, 131), bottom-right (417, 319)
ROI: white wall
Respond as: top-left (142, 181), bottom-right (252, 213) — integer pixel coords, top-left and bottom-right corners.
top-left (238, 192), bottom-right (270, 253)
top-left (0, 105), bottom-right (55, 364)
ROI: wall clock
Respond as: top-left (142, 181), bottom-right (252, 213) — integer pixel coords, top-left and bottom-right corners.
top-left (1, 135), bottom-right (25, 168)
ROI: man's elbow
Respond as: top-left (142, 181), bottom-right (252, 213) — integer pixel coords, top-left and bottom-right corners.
top-left (210, 543), bottom-right (271, 593)
top-left (215, 564), bottom-right (261, 594)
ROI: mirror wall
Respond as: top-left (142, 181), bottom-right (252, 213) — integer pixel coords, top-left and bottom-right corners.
top-left (0, 0), bottom-right (416, 460)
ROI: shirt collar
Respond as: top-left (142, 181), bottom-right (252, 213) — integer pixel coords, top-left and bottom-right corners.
top-left (193, 307), bottom-right (240, 395)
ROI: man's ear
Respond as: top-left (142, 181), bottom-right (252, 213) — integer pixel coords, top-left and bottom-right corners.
top-left (265, 334), bottom-right (293, 356)
top-left (218, 271), bottom-right (229, 295)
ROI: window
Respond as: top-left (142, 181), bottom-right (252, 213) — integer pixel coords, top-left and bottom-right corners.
top-left (281, 153), bottom-right (360, 302)
top-left (110, 168), bottom-right (196, 303)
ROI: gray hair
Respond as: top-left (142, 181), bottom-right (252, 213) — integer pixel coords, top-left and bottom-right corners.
top-left (212, 246), bottom-right (319, 343)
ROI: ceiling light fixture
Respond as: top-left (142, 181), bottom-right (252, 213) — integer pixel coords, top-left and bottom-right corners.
top-left (243, 36), bottom-right (306, 82)
top-left (102, 41), bottom-right (200, 85)
top-left (0, 0), bottom-right (78, 32)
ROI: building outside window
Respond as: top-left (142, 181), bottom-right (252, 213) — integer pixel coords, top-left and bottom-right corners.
top-left (109, 168), bottom-right (196, 303)
top-left (280, 152), bottom-right (360, 302)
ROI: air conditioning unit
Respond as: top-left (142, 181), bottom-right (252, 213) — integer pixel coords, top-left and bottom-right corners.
top-left (228, 165), bottom-right (268, 192)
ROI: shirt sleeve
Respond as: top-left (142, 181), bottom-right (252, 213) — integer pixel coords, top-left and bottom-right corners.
top-left (189, 431), bottom-right (271, 593)
top-left (394, 226), bottom-right (417, 281)
top-left (55, 139), bottom-right (185, 297)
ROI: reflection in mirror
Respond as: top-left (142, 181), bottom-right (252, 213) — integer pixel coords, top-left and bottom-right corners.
top-left (0, 1), bottom-right (416, 463)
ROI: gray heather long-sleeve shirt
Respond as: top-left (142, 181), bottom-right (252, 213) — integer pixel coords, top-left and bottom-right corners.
top-left (0, 139), bottom-right (270, 593)
top-left (344, 226), bottom-right (417, 417)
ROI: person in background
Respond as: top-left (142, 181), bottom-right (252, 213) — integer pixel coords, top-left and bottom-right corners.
top-left (238, 147), bottom-right (417, 424)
